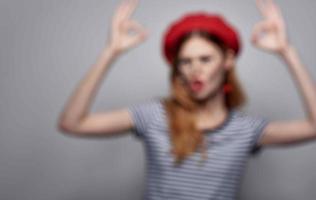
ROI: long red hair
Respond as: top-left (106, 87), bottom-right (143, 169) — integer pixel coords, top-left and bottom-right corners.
top-left (161, 30), bottom-right (247, 167)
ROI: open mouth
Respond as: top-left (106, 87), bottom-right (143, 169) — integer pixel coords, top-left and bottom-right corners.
top-left (190, 80), bottom-right (204, 92)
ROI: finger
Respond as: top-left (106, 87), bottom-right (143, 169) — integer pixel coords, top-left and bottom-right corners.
top-left (121, 0), bottom-right (139, 20)
top-left (267, 0), bottom-right (284, 19)
top-left (267, 0), bottom-right (286, 29)
top-left (127, 22), bottom-right (149, 47)
top-left (112, 0), bottom-right (129, 25)
top-left (251, 20), bottom-right (272, 42)
top-left (251, 22), bottom-right (263, 43)
top-left (266, 0), bottom-right (280, 12)
top-left (124, 20), bottom-right (148, 36)
top-left (255, 0), bottom-right (269, 17)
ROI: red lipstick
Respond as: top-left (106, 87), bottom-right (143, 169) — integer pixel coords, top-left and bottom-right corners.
top-left (190, 79), bottom-right (204, 92)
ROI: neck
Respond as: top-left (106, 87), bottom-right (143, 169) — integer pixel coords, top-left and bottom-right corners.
top-left (193, 90), bottom-right (230, 131)
top-left (194, 89), bottom-right (228, 119)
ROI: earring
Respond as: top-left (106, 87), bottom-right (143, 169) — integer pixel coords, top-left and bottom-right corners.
top-left (223, 83), bottom-right (233, 93)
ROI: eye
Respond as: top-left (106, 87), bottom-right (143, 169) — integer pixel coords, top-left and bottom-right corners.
top-left (199, 55), bottom-right (212, 63)
top-left (178, 58), bottom-right (191, 66)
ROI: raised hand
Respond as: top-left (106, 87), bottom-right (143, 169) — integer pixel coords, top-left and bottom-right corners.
top-left (107, 0), bottom-right (149, 54)
top-left (251, 0), bottom-right (289, 54)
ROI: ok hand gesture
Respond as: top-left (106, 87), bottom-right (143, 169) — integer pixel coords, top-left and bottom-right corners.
top-left (108, 0), bottom-right (149, 55)
top-left (251, 0), bottom-right (290, 54)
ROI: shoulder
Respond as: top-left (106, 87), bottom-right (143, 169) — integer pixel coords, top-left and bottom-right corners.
top-left (230, 109), bottom-right (270, 155)
top-left (127, 97), bottom-right (165, 139)
top-left (229, 108), bottom-right (270, 137)
top-left (128, 97), bottom-right (163, 113)
top-left (231, 109), bottom-right (268, 127)
top-left (127, 97), bottom-right (165, 124)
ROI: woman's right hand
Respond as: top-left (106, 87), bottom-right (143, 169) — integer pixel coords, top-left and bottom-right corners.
top-left (107, 0), bottom-right (149, 55)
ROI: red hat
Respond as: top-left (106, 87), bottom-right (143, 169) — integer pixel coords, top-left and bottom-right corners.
top-left (162, 12), bottom-right (242, 65)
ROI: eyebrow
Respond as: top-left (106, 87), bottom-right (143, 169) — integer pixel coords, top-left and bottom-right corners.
top-left (179, 54), bottom-right (213, 59)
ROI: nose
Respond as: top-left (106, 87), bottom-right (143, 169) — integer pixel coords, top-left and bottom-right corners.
top-left (191, 59), bottom-right (203, 74)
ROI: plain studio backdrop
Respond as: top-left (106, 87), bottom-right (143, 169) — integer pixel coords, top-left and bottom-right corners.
top-left (1, 0), bottom-right (316, 199)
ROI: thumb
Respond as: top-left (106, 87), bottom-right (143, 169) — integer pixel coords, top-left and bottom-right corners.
top-left (127, 20), bottom-right (149, 46)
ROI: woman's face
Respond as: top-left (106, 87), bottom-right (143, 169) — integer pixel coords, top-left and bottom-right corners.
top-left (177, 35), bottom-right (228, 101)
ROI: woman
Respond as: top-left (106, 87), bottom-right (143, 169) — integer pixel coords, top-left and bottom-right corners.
top-left (58, 0), bottom-right (316, 199)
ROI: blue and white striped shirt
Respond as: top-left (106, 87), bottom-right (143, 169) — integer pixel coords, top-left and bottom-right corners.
top-left (128, 97), bottom-right (269, 200)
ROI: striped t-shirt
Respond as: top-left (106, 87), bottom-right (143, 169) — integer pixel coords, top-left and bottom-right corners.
top-left (127, 97), bottom-right (269, 200)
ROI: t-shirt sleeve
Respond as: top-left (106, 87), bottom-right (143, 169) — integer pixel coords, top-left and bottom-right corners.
top-left (247, 115), bottom-right (270, 156)
top-left (127, 99), bottom-right (156, 140)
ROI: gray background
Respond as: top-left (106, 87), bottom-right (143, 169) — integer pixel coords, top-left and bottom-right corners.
top-left (1, 0), bottom-right (316, 199)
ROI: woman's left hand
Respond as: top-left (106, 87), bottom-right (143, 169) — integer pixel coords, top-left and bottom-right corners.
top-left (251, 0), bottom-right (290, 54)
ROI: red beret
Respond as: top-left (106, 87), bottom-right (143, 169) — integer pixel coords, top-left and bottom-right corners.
top-left (162, 12), bottom-right (242, 65)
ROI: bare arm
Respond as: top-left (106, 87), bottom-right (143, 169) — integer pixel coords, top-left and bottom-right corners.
top-left (251, 0), bottom-right (316, 146)
top-left (259, 45), bottom-right (316, 146)
top-left (57, 0), bottom-right (148, 137)
top-left (57, 46), bottom-right (131, 136)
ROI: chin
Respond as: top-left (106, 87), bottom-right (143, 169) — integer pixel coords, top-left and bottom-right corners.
top-left (190, 90), bottom-right (213, 101)
top-left (191, 87), bottom-right (221, 102)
